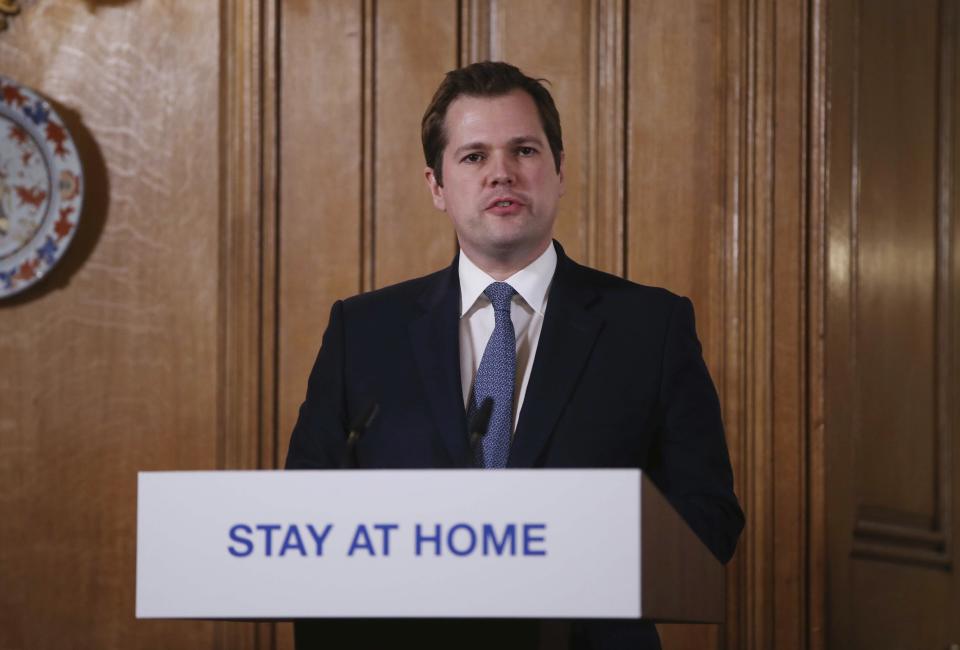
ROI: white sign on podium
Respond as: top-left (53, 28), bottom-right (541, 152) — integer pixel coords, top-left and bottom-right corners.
top-left (136, 469), bottom-right (721, 621)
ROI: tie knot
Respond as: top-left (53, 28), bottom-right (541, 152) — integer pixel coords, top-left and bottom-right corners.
top-left (484, 282), bottom-right (516, 312)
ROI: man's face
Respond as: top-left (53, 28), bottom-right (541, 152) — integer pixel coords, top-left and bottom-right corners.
top-left (425, 89), bottom-right (564, 273)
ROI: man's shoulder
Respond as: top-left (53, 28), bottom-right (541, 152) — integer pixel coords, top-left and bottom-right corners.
top-left (560, 254), bottom-right (685, 313)
top-left (337, 265), bottom-right (453, 317)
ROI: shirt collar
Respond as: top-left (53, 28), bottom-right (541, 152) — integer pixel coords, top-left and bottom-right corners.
top-left (458, 242), bottom-right (558, 317)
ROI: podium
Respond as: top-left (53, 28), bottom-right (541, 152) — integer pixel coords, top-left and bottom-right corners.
top-left (136, 469), bottom-right (722, 622)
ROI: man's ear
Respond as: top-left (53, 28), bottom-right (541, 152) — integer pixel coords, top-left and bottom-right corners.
top-left (424, 166), bottom-right (445, 211)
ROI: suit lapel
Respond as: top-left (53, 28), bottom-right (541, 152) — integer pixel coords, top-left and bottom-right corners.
top-left (508, 246), bottom-right (604, 468)
top-left (408, 260), bottom-right (471, 466)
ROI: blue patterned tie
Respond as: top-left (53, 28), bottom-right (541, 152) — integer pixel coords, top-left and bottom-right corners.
top-left (469, 282), bottom-right (517, 468)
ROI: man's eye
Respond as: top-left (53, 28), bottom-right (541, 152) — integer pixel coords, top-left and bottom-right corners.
top-left (461, 153), bottom-right (484, 163)
top-left (517, 146), bottom-right (537, 156)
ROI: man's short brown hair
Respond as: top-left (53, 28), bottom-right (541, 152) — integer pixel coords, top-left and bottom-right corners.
top-left (421, 61), bottom-right (564, 186)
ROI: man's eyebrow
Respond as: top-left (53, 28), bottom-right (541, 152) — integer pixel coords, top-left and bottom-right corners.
top-left (453, 141), bottom-right (490, 157)
top-left (452, 135), bottom-right (545, 157)
top-left (506, 135), bottom-right (545, 147)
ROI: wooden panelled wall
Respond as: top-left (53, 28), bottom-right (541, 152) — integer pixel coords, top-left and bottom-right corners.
top-left (3, 0), bottom-right (957, 649)
top-left (0, 1), bottom-right (809, 649)
top-left (0, 2), bottom-right (227, 649)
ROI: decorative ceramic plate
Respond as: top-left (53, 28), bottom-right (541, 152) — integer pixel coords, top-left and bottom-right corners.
top-left (0, 75), bottom-right (83, 298)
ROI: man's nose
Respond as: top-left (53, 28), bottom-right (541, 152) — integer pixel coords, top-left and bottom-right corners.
top-left (488, 153), bottom-right (516, 186)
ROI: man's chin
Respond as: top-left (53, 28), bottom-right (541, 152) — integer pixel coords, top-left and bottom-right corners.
top-left (479, 234), bottom-right (551, 262)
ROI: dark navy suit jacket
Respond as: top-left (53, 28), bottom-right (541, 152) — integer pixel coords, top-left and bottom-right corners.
top-left (286, 242), bottom-right (744, 649)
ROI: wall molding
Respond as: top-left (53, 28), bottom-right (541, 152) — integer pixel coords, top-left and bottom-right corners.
top-left (585, 0), bottom-right (626, 276)
top-left (360, 0), bottom-right (376, 293)
top-left (217, 0), bottom-right (279, 646)
top-left (730, 0), bottom-right (816, 647)
top-left (933, 0), bottom-right (956, 569)
top-left (807, 0), bottom-right (829, 644)
top-left (219, 0), bottom-right (270, 473)
top-left (459, 0), bottom-right (493, 64)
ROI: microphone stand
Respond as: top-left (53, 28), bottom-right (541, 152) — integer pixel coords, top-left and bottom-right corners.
top-left (467, 397), bottom-right (494, 466)
top-left (341, 402), bottom-right (380, 469)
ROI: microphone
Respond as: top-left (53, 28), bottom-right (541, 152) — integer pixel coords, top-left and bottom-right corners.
top-left (341, 401), bottom-right (380, 469)
top-left (467, 397), bottom-right (494, 464)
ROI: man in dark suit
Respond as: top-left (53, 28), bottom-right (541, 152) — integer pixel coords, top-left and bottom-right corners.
top-left (286, 61), bottom-right (743, 650)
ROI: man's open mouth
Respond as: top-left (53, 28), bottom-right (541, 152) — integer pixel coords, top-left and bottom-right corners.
top-left (488, 197), bottom-right (524, 209)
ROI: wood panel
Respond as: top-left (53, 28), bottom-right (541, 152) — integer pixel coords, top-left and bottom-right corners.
top-left (768, 0), bottom-right (810, 644)
top-left (752, 0), bottom-right (811, 648)
top-left (627, 0), bottom-right (726, 342)
top-left (624, 2), bottom-right (815, 649)
top-left (277, 0), bottom-right (364, 468)
top-left (219, 0), bottom-right (277, 646)
top-left (0, 1), bottom-right (225, 648)
top-left (854, 0), bottom-right (940, 527)
top-left (627, 3), bottom-right (729, 647)
top-left (373, 0), bottom-right (458, 288)
top-left (823, 0), bottom-right (960, 647)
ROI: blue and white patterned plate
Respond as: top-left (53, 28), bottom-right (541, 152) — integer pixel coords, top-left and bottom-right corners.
top-left (0, 75), bottom-right (83, 298)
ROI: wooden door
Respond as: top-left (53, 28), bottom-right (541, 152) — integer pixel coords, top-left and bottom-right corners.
top-left (821, 0), bottom-right (960, 647)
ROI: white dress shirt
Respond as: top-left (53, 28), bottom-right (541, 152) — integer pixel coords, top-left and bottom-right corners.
top-left (458, 242), bottom-right (558, 434)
